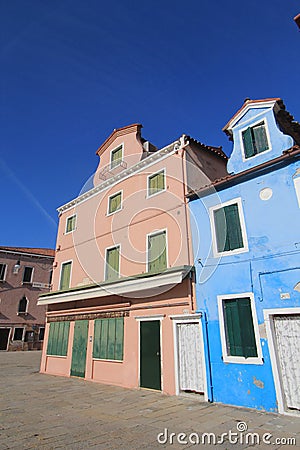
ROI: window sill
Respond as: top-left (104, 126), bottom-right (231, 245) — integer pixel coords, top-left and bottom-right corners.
top-left (222, 355), bottom-right (264, 365)
top-left (146, 188), bottom-right (166, 199)
top-left (93, 358), bottom-right (123, 363)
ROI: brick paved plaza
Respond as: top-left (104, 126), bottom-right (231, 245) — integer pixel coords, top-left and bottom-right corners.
top-left (0, 351), bottom-right (299, 449)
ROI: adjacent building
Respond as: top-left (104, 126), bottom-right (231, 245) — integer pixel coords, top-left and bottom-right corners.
top-left (38, 124), bottom-right (227, 396)
top-left (188, 98), bottom-right (300, 415)
top-left (0, 247), bottom-right (55, 351)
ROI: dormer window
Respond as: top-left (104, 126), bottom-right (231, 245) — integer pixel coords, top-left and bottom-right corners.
top-left (110, 145), bottom-right (123, 169)
top-left (242, 121), bottom-right (269, 159)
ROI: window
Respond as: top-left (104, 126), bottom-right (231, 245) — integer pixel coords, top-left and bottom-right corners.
top-left (105, 246), bottom-right (120, 281)
top-left (13, 328), bottom-right (24, 341)
top-left (148, 170), bottom-right (165, 197)
top-left (108, 191), bottom-right (122, 215)
top-left (59, 261), bottom-right (72, 290)
top-left (110, 145), bottom-right (123, 169)
top-left (218, 294), bottom-right (262, 364)
top-left (47, 321), bottom-right (70, 356)
top-left (148, 230), bottom-right (167, 273)
top-left (211, 199), bottom-right (248, 256)
top-left (242, 121), bottom-right (269, 159)
top-left (93, 317), bottom-right (124, 360)
top-left (66, 214), bottom-right (76, 233)
top-left (0, 263), bottom-right (7, 281)
top-left (23, 266), bottom-right (33, 283)
top-left (39, 327), bottom-right (45, 341)
top-left (18, 296), bottom-right (28, 314)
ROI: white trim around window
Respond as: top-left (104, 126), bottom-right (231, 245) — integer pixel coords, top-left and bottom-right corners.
top-left (0, 263), bottom-right (7, 282)
top-left (104, 244), bottom-right (121, 281)
top-left (239, 117), bottom-right (272, 162)
top-left (146, 228), bottom-right (168, 273)
top-left (217, 292), bottom-right (263, 365)
top-left (22, 266), bottom-right (34, 284)
top-left (146, 168), bottom-right (166, 198)
top-left (65, 214), bottom-right (77, 234)
top-left (110, 143), bottom-right (124, 170)
top-left (210, 197), bottom-right (248, 257)
top-left (107, 190), bottom-right (123, 216)
top-left (13, 327), bottom-right (25, 341)
top-left (59, 260), bottom-right (73, 290)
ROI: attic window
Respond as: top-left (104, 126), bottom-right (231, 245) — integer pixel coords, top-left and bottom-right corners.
top-left (110, 145), bottom-right (123, 169)
top-left (242, 122), bottom-right (269, 159)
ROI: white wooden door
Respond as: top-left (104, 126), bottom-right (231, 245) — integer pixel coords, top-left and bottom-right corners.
top-left (273, 315), bottom-right (300, 411)
top-left (177, 322), bottom-right (205, 393)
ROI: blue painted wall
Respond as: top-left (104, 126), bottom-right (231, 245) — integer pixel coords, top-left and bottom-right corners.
top-left (189, 102), bottom-right (300, 411)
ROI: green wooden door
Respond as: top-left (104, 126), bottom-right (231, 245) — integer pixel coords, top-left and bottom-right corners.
top-left (70, 320), bottom-right (89, 378)
top-left (140, 321), bottom-right (161, 390)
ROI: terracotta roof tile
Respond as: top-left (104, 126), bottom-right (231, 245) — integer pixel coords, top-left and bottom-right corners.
top-left (0, 246), bottom-right (55, 257)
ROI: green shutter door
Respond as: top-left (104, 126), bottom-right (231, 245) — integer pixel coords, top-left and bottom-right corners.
top-left (47, 321), bottom-right (70, 356)
top-left (70, 320), bottom-right (89, 378)
top-left (106, 247), bottom-right (119, 281)
top-left (140, 320), bottom-right (161, 390)
top-left (225, 204), bottom-right (243, 250)
top-left (148, 232), bottom-right (167, 273)
top-left (242, 127), bottom-right (255, 158)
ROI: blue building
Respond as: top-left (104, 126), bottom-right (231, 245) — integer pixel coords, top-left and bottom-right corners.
top-left (188, 98), bottom-right (300, 414)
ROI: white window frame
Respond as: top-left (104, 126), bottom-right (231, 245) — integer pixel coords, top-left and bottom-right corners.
top-left (104, 244), bottom-right (121, 281)
top-left (38, 327), bottom-right (45, 341)
top-left (0, 327), bottom-right (12, 351)
top-left (210, 197), bottom-right (248, 257)
top-left (146, 228), bottom-right (168, 273)
top-left (147, 168), bottom-right (166, 198)
top-left (65, 214), bottom-right (77, 234)
top-left (218, 292), bottom-right (263, 365)
top-left (110, 144), bottom-right (124, 170)
top-left (13, 327), bottom-right (25, 341)
top-left (239, 117), bottom-right (272, 162)
top-left (22, 266), bottom-right (34, 284)
top-left (0, 263), bottom-right (7, 282)
top-left (59, 260), bottom-right (73, 290)
top-left (107, 190), bottom-right (123, 216)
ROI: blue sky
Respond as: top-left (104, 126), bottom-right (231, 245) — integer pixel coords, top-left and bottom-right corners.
top-left (1, 0), bottom-right (299, 249)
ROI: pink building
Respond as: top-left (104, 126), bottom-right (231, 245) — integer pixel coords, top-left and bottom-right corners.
top-left (0, 247), bottom-right (54, 351)
top-left (39, 124), bottom-right (227, 396)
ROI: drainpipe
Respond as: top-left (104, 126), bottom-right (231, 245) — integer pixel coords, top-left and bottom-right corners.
top-left (196, 309), bottom-right (214, 402)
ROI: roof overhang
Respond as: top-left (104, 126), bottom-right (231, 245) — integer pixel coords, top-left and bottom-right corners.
top-left (38, 266), bottom-right (193, 306)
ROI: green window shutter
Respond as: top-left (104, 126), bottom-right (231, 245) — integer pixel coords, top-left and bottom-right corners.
top-left (214, 207), bottom-right (228, 252)
top-left (111, 147), bottom-right (122, 168)
top-left (238, 298), bottom-right (257, 357)
top-left (47, 321), bottom-right (70, 356)
top-left (253, 123), bottom-right (268, 153)
top-left (223, 298), bottom-right (257, 358)
top-left (148, 171), bottom-right (165, 196)
top-left (60, 262), bottom-right (71, 290)
top-left (109, 193), bottom-right (121, 214)
top-left (224, 204), bottom-right (243, 251)
top-left (242, 127), bottom-right (255, 158)
top-left (148, 231), bottom-right (167, 273)
top-left (106, 247), bottom-right (120, 281)
top-left (100, 318), bottom-right (109, 359)
top-left (115, 317), bottom-right (124, 360)
top-left (66, 215), bottom-right (76, 233)
top-left (93, 318), bottom-right (124, 360)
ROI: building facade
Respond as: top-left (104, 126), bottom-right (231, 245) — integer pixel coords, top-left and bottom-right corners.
top-left (0, 247), bottom-right (54, 351)
top-left (189, 98), bottom-right (300, 415)
top-left (39, 123), bottom-right (227, 396)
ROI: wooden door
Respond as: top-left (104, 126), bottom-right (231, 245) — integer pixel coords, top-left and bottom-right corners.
top-left (70, 320), bottom-right (89, 378)
top-left (140, 321), bottom-right (161, 390)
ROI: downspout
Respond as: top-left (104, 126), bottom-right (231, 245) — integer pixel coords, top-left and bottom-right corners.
top-left (196, 309), bottom-right (214, 402)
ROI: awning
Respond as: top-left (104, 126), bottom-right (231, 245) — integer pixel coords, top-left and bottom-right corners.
top-left (38, 265), bottom-right (193, 306)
